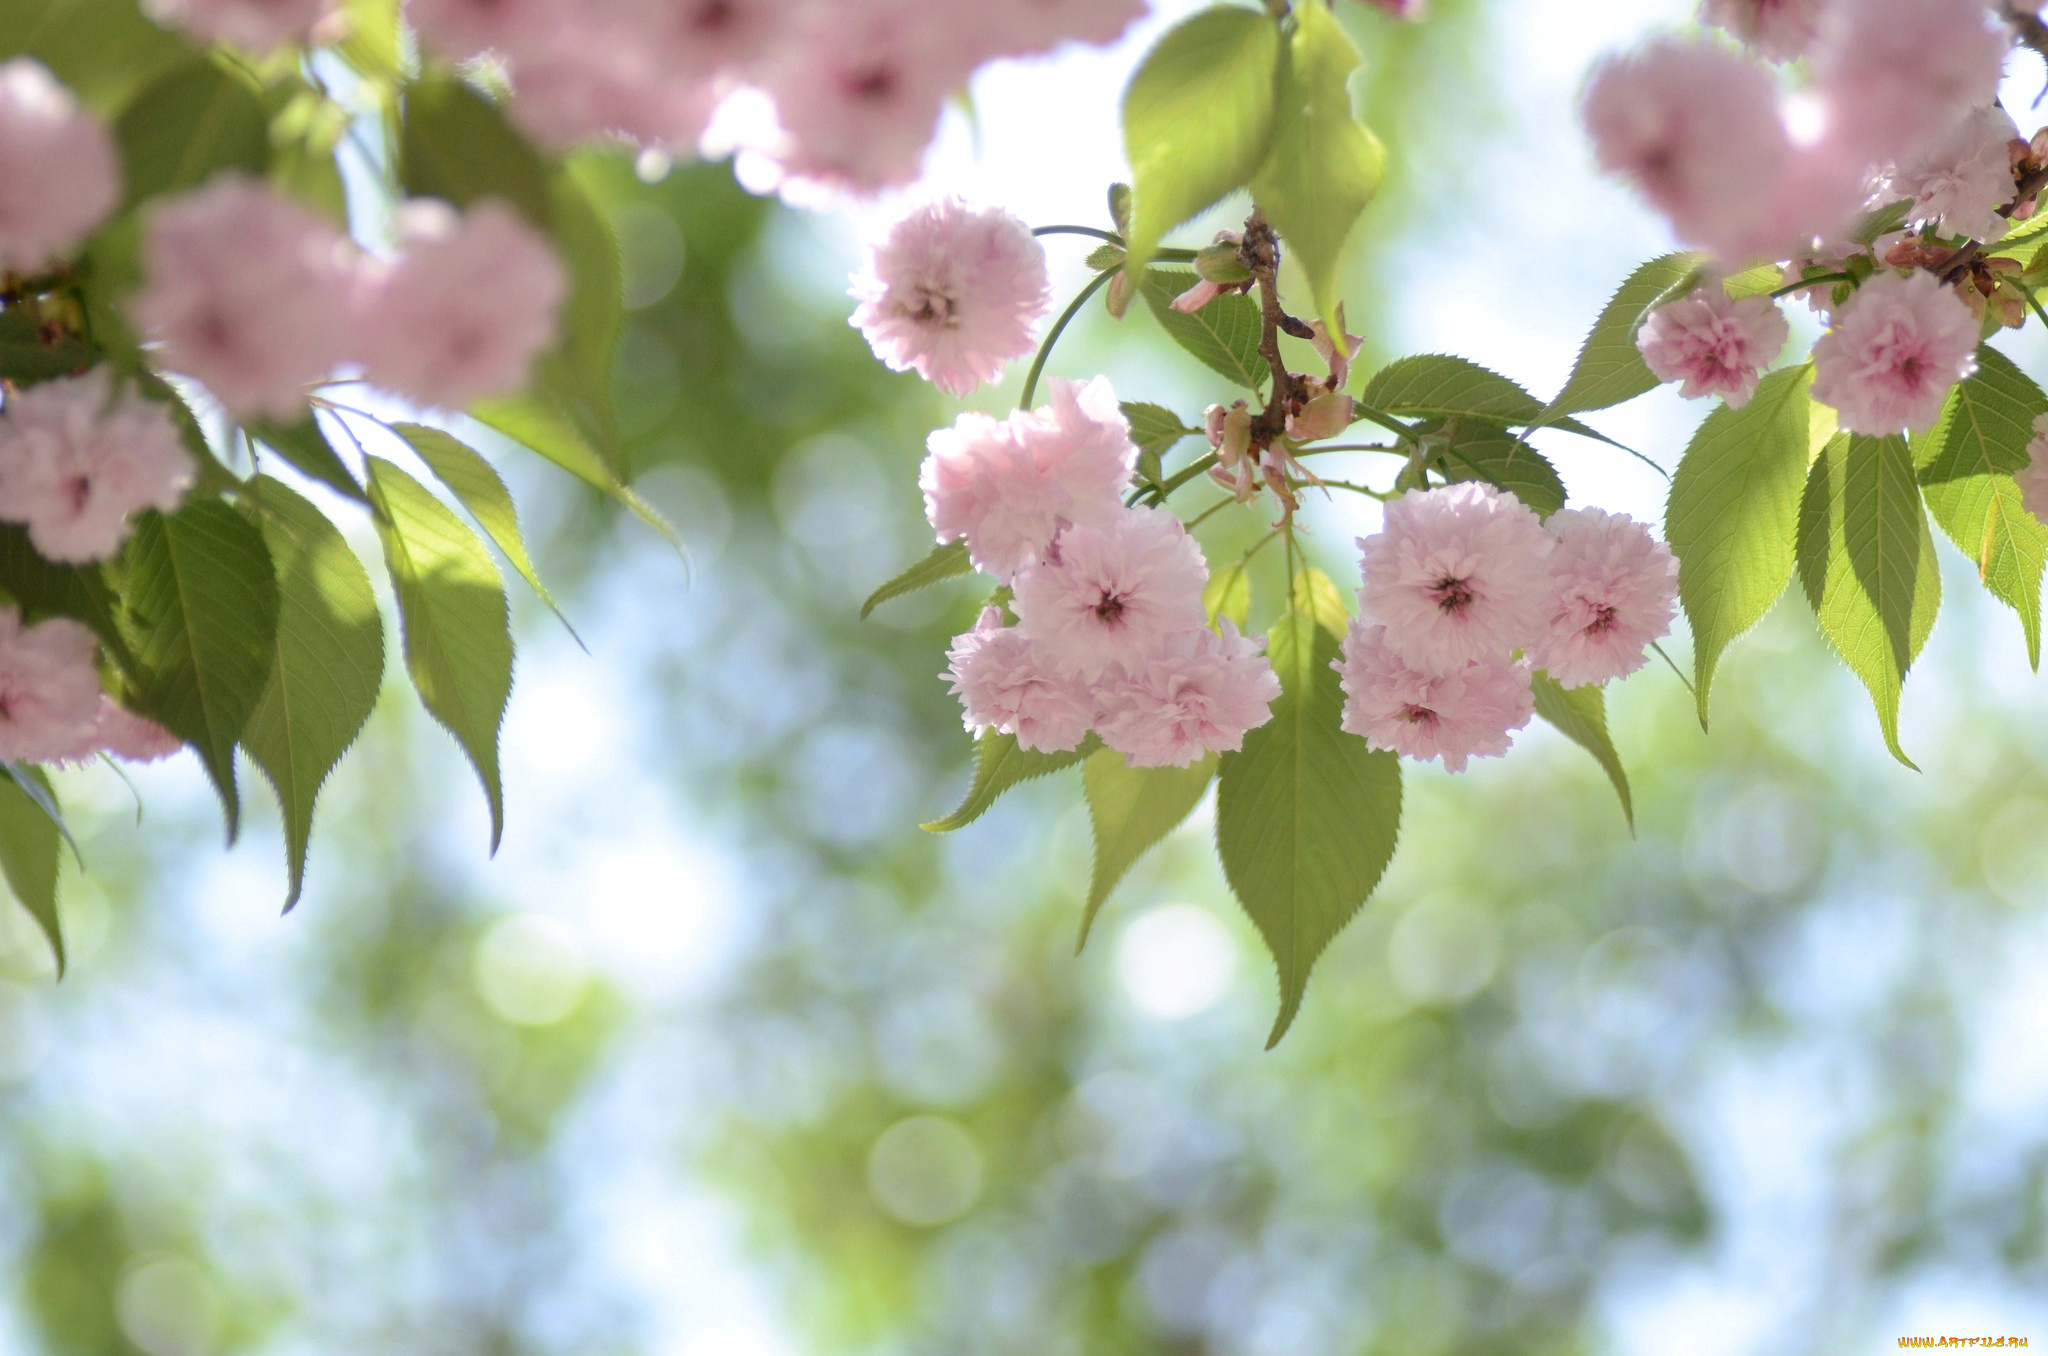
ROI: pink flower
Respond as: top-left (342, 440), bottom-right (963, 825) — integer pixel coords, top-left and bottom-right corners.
top-left (405, 0), bottom-right (565, 62)
top-left (1012, 506), bottom-right (1208, 682)
top-left (919, 375), bottom-right (1136, 581)
top-left (142, 0), bottom-right (332, 49)
top-left (1581, 39), bottom-right (1788, 261)
top-left (1813, 0), bottom-right (2009, 167)
top-left (2018, 412), bottom-right (2048, 526)
top-left (1810, 268), bottom-right (1980, 435)
top-left (0, 609), bottom-right (102, 763)
top-left (982, 0), bottom-right (1150, 58)
top-left (0, 61), bottom-right (119, 274)
top-left (943, 608), bottom-right (1093, 754)
top-left (0, 371), bottom-right (194, 563)
top-left (130, 174), bottom-right (355, 422)
top-left (1171, 279), bottom-right (1224, 314)
top-left (1698, 0), bottom-right (1824, 62)
top-left (1636, 286), bottom-right (1789, 407)
top-left (506, 40), bottom-right (724, 151)
top-left (355, 199), bottom-right (565, 409)
top-left (1287, 392), bottom-right (1354, 442)
top-left (1356, 482), bottom-right (1555, 672)
top-left (1872, 104), bottom-right (2022, 244)
top-left (850, 197), bottom-right (1050, 396)
top-left (1311, 310), bottom-right (1364, 390)
top-left (1094, 621), bottom-right (1280, 768)
top-left (1336, 622), bottom-right (1534, 773)
top-left (1528, 509), bottom-right (1679, 689)
top-left (1358, 0), bottom-right (1426, 17)
top-left (47, 695), bottom-right (183, 766)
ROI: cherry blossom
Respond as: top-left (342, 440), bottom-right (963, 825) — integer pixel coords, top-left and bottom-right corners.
top-left (1699, 0), bottom-right (1824, 62)
top-left (1287, 392), bottom-right (1354, 442)
top-left (142, 0), bottom-right (332, 50)
top-left (1813, 0), bottom-right (2009, 166)
top-left (850, 197), bottom-right (1050, 396)
top-left (47, 696), bottom-right (184, 767)
top-left (1336, 623), bottom-right (1534, 773)
top-left (944, 608), bottom-right (1094, 754)
top-left (1171, 278), bottom-right (1226, 314)
top-left (505, 38), bottom-right (724, 151)
top-left (0, 60), bottom-right (119, 274)
top-left (1809, 268), bottom-right (1980, 435)
top-left (1095, 622), bottom-right (1280, 768)
top-left (404, 0), bottom-right (560, 61)
top-left (920, 376), bottom-right (1136, 581)
top-left (0, 371), bottom-right (194, 563)
top-left (1636, 286), bottom-right (1790, 408)
top-left (1355, 482), bottom-right (1555, 672)
top-left (1871, 104), bottom-right (2023, 244)
top-left (130, 174), bottom-right (356, 422)
top-left (1206, 401), bottom-right (1256, 501)
top-left (1529, 509), bottom-right (1679, 689)
top-left (355, 199), bottom-right (566, 409)
top-left (985, 0), bottom-right (1150, 58)
top-left (1013, 506), bottom-right (1208, 683)
top-left (0, 609), bottom-right (103, 764)
top-left (2018, 412), bottom-right (2048, 527)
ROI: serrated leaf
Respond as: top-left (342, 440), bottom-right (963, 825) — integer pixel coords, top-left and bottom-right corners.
top-left (0, 764), bottom-right (61, 975)
top-left (1122, 7), bottom-right (1281, 273)
top-left (1720, 262), bottom-right (1784, 300)
top-left (114, 58), bottom-right (270, 210)
top-left (252, 417), bottom-right (367, 504)
top-left (1122, 401), bottom-right (1199, 465)
top-left (238, 477), bottom-right (383, 911)
top-left (0, 0), bottom-right (188, 117)
top-left (1798, 433), bottom-right (1941, 768)
top-left (861, 541), bottom-right (973, 620)
top-left (1432, 420), bottom-right (1567, 518)
top-left (1290, 565), bottom-right (1350, 638)
top-left (1541, 253), bottom-right (1702, 420)
top-left (922, 731), bottom-right (1098, 833)
top-left (0, 524), bottom-right (127, 666)
top-left (468, 394), bottom-right (683, 554)
top-left (1078, 749), bottom-right (1216, 949)
top-left (1204, 558), bottom-right (1251, 628)
top-left (1217, 611), bottom-right (1401, 1047)
top-left (1915, 347), bottom-right (2048, 669)
top-left (1140, 268), bottom-right (1269, 390)
top-left (1247, 1), bottom-right (1382, 338)
top-left (399, 74), bottom-right (553, 229)
top-left (1666, 364), bottom-right (1815, 726)
top-left (1086, 243), bottom-right (1126, 271)
top-left (367, 456), bottom-right (513, 850)
top-left (393, 422), bottom-right (578, 642)
top-left (122, 501), bottom-right (280, 839)
top-left (1361, 354), bottom-right (1618, 445)
top-left (1530, 671), bottom-right (1633, 831)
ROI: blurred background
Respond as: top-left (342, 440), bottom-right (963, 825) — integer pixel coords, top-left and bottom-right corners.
top-left (6, 0), bottom-right (2048, 1352)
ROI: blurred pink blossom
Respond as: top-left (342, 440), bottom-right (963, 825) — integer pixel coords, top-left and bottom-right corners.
top-left (2017, 411), bottom-right (2048, 525)
top-left (1813, 0), bottom-right (2009, 167)
top-left (0, 609), bottom-right (102, 763)
top-left (0, 371), bottom-right (194, 563)
top-left (1871, 104), bottom-right (2023, 244)
top-left (1699, 0), bottom-right (1824, 62)
top-left (143, 0), bottom-right (331, 49)
top-left (0, 60), bottom-right (119, 274)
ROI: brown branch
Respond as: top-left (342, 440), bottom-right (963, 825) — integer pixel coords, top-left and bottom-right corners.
top-left (1239, 208), bottom-right (1298, 444)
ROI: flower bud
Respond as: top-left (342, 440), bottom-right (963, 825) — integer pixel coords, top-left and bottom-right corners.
top-left (1172, 278), bottom-right (1225, 314)
top-left (1107, 268), bottom-right (1134, 320)
top-left (1218, 402), bottom-right (1253, 468)
top-left (1194, 240), bottom-right (1254, 285)
top-left (1287, 392), bottom-right (1354, 442)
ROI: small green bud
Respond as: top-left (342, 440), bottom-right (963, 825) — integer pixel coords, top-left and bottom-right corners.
top-left (1195, 241), bottom-right (1254, 285)
top-left (1108, 182), bottom-right (1133, 237)
top-left (1106, 269), bottom-right (1134, 320)
top-left (1086, 243), bottom-right (1127, 272)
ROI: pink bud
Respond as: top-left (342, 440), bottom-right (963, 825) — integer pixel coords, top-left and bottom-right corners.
top-left (1287, 392), bottom-right (1354, 442)
top-left (1172, 279), bottom-right (1225, 314)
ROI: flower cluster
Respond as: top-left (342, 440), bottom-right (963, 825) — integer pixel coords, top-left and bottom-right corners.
top-left (0, 371), bottom-right (195, 563)
top-left (132, 173), bottom-right (565, 421)
top-left (1337, 486), bottom-right (1676, 772)
top-left (926, 378), bottom-right (1280, 768)
top-left (0, 609), bottom-right (176, 767)
top-left (0, 59), bottom-right (119, 275)
top-left (403, 0), bottom-right (1150, 196)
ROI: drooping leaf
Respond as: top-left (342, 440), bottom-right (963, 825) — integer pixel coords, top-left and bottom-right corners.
top-left (861, 541), bottom-right (973, 620)
top-left (0, 524), bottom-right (127, 665)
top-left (539, 167), bottom-right (627, 478)
top-left (398, 74), bottom-right (553, 229)
top-left (251, 417), bottom-right (367, 504)
top-left (1140, 268), bottom-right (1269, 390)
top-left (114, 57), bottom-right (270, 210)
top-left (238, 477), bottom-right (385, 911)
top-left (366, 456), bottom-right (514, 850)
top-left (121, 501), bottom-right (281, 839)
top-left (2, 761), bottom-right (77, 864)
top-left (0, 0), bottom-right (188, 116)
top-left (1123, 400), bottom-right (1200, 489)
top-left (393, 422), bottom-right (578, 642)
top-left (1217, 611), bottom-right (1401, 1047)
top-left (1798, 433), bottom-right (1941, 768)
top-left (1360, 354), bottom-right (1618, 445)
top-left (1432, 420), bottom-right (1567, 517)
top-left (1665, 364), bottom-right (1815, 726)
top-left (1290, 565), bottom-right (1350, 639)
top-left (1121, 7), bottom-right (1281, 272)
top-left (1530, 671), bottom-right (1633, 831)
top-left (1078, 749), bottom-right (1217, 949)
top-left (468, 394), bottom-right (682, 552)
top-left (1247, 1), bottom-right (1383, 337)
top-left (0, 764), bottom-right (61, 975)
top-left (922, 731), bottom-right (1099, 833)
top-left (1204, 558), bottom-right (1252, 628)
top-left (1915, 346), bottom-right (2048, 669)
top-left (1540, 253), bottom-right (1702, 420)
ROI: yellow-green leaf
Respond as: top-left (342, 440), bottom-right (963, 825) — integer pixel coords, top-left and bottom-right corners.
top-left (1078, 750), bottom-right (1217, 951)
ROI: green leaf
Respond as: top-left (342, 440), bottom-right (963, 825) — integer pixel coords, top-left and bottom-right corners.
top-left (1540, 253), bottom-right (1702, 420)
top-left (468, 394), bottom-right (682, 552)
top-left (1432, 420), bottom-right (1567, 518)
top-left (265, 83), bottom-right (350, 226)
top-left (0, 0), bottom-right (189, 117)
top-left (239, 477), bottom-right (384, 911)
top-left (0, 525), bottom-right (127, 665)
top-left (1665, 364), bottom-right (1816, 726)
top-left (114, 57), bottom-right (270, 211)
top-left (1290, 565), bottom-right (1350, 638)
top-left (1204, 558), bottom-right (1251, 628)
top-left (1798, 433), bottom-right (1941, 769)
top-left (1122, 400), bottom-right (1199, 489)
top-left (398, 74), bottom-right (553, 229)
top-left (336, 0), bottom-right (403, 82)
top-left (366, 456), bottom-right (514, 850)
top-left (1915, 347), bottom-right (2048, 669)
top-left (392, 422), bottom-right (578, 642)
top-left (121, 501), bottom-right (281, 839)
top-left (922, 731), bottom-right (1099, 834)
top-left (1140, 268), bottom-right (1270, 390)
top-left (1078, 749), bottom-right (1217, 950)
top-left (1530, 671), bottom-right (1633, 832)
top-left (0, 764), bottom-right (61, 975)
top-left (541, 167), bottom-right (627, 479)
top-left (1720, 262), bottom-right (1784, 300)
top-left (0, 306), bottom-right (96, 387)
top-left (1360, 354), bottom-right (1617, 445)
top-left (1217, 611), bottom-right (1401, 1047)
top-left (1246, 1), bottom-right (1383, 337)
top-left (861, 541), bottom-right (973, 620)
top-left (251, 417), bottom-right (367, 504)
top-left (1121, 7), bottom-right (1281, 272)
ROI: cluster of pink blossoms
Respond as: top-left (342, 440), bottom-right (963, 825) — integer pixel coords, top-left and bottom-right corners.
top-left (0, 371), bottom-right (195, 563)
top-left (0, 609), bottom-right (178, 768)
top-left (1338, 485), bottom-right (1677, 772)
top-left (1591, 0), bottom-right (2022, 435)
top-left (926, 378), bottom-right (1280, 768)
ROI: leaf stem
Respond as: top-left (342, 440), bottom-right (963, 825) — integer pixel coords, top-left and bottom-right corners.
top-left (1293, 442), bottom-right (1403, 456)
top-left (2022, 283), bottom-right (2048, 333)
top-left (1313, 479), bottom-right (1394, 501)
top-left (1770, 271), bottom-right (1853, 299)
top-left (1130, 451), bottom-right (1221, 507)
top-left (1020, 269), bottom-right (1115, 409)
top-left (1183, 495), bottom-right (1236, 531)
top-left (1033, 225), bottom-right (1122, 244)
top-left (1650, 640), bottom-right (1696, 696)
top-left (1348, 401), bottom-right (1420, 441)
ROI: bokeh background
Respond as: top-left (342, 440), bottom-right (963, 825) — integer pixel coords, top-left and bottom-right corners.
top-left (6, 1), bottom-right (2048, 1353)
